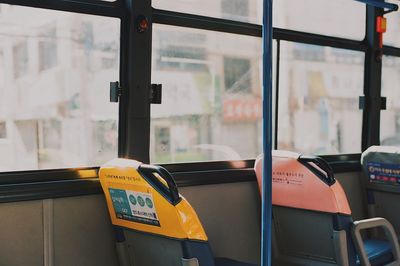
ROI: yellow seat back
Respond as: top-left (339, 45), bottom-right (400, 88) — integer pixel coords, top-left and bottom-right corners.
top-left (99, 158), bottom-right (207, 241)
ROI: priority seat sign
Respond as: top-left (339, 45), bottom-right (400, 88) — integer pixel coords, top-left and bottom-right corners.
top-left (109, 188), bottom-right (160, 226)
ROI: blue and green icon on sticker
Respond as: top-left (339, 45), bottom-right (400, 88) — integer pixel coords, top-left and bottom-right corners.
top-left (129, 195), bottom-right (137, 205)
top-left (145, 198), bottom-right (153, 208)
top-left (137, 196), bottom-right (145, 207)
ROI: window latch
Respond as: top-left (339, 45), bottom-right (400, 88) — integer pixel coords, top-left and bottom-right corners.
top-left (359, 96), bottom-right (387, 110)
top-left (359, 96), bottom-right (366, 110)
top-left (150, 84), bottom-right (162, 104)
top-left (110, 81), bottom-right (122, 103)
top-left (380, 97), bottom-right (387, 110)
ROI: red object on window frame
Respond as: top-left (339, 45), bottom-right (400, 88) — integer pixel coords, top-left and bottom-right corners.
top-left (376, 16), bottom-right (387, 48)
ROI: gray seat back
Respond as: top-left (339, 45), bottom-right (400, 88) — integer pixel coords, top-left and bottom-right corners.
top-left (361, 145), bottom-right (400, 187)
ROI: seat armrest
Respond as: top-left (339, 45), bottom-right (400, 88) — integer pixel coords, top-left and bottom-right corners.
top-left (352, 217), bottom-right (400, 266)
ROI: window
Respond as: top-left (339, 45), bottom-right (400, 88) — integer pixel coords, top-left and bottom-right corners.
top-left (221, 0), bottom-right (249, 22)
top-left (277, 42), bottom-right (364, 154)
top-left (39, 27), bottom-right (58, 71)
top-left (381, 56), bottom-right (400, 146)
top-left (13, 42), bottom-right (29, 78)
top-left (40, 119), bottom-right (61, 150)
top-left (37, 119), bottom-right (62, 169)
top-left (155, 127), bottom-right (171, 156)
top-left (223, 57), bottom-right (251, 93)
top-left (92, 120), bottom-right (118, 165)
top-left (155, 31), bottom-right (207, 71)
top-left (273, 0), bottom-right (365, 40)
top-left (293, 43), bottom-right (325, 61)
top-left (151, 24), bottom-right (262, 163)
top-left (101, 57), bottom-right (117, 69)
top-left (153, 0), bottom-right (261, 24)
top-left (0, 5), bottom-right (120, 171)
top-left (0, 122), bottom-right (6, 138)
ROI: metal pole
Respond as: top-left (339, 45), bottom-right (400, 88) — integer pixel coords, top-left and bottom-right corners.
top-left (262, 0), bottom-right (273, 265)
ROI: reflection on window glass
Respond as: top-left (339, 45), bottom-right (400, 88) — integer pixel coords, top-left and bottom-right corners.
top-left (0, 5), bottom-right (120, 172)
top-left (273, 0), bottom-right (365, 40)
top-left (278, 42), bottom-right (364, 155)
top-left (153, 0), bottom-right (261, 24)
top-left (151, 24), bottom-right (262, 163)
top-left (381, 56), bottom-right (400, 146)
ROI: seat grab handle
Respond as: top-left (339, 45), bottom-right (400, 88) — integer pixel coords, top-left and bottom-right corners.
top-left (138, 164), bottom-right (181, 205)
top-left (298, 155), bottom-right (336, 186)
top-left (352, 217), bottom-right (400, 266)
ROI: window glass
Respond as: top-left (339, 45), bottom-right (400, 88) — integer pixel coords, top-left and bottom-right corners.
top-left (278, 42), bottom-right (364, 154)
top-left (384, 1), bottom-right (400, 46)
top-left (381, 56), bottom-right (400, 146)
top-left (154, 0), bottom-right (365, 38)
top-left (151, 24), bottom-right (262, 163)
top-left (0, 5), bottom-right (120, 171)
top-left (153, 0), bottom-right (262, 24)
top-left (273, 0), bottom-right (365, 40)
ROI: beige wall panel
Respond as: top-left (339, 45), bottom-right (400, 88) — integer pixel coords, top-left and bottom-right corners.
top-left (53, 194), bottom-right (118, 266)
top-left (0, 200), bottom-right (44, 266)
top-left (335, 171), bottom-right (367, 221)
top-left (180, 181), bottom-right (261, 264)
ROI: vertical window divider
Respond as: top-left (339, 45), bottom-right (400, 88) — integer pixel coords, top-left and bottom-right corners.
top-left (118, 4), bottom-right (129, 158)
top-left (274, 39), bottom-right (280, 150)
top-left (121, 0), bottom-right (153, 163)
top-left (362, 5), bottom-right (384, 150)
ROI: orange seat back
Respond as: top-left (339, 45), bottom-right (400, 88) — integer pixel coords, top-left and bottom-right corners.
top-left (254, 151), bottom-right (351, 215)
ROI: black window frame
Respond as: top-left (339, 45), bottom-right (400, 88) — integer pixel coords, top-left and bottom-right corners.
top-left (151, 4), bottom-right (370, 169)
top-left (0, 0), bottom-right (394, 189)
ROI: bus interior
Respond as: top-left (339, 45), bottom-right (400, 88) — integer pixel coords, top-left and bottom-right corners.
top-left (1, 0), bottom-right (400, 265)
